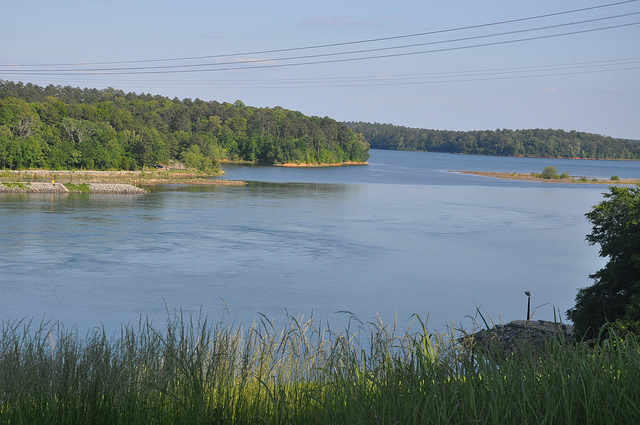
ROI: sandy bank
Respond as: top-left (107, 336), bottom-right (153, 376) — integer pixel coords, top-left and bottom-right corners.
top-left (451, 170), bottom-right (640, 185)
top-left (276, 161), bottom-right (368, 167)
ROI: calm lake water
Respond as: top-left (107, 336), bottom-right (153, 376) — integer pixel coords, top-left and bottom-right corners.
top-left (2, 150), bottom-right (639, 335)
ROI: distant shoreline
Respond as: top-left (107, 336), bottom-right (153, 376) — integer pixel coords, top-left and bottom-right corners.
top-left (219, 160), bottom-right (369, 167)
top-left (276, 161), bottom-right (369, 168)
top-left (452, 170), bottom-right (640, 185)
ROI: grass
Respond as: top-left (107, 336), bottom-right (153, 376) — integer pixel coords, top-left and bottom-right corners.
top-left (1, 313), bottom-right (639, 424)
top-left (63, 183), bottom-right (91, 192)
top-left (1, 182), bottom-right (30, 189)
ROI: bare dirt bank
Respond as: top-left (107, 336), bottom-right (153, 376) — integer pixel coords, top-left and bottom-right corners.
top-left (276, 161), bottom-right (368, 167)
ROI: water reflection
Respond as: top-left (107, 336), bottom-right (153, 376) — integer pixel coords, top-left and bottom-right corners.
top-left (0, 150), bottom-right (621, 335)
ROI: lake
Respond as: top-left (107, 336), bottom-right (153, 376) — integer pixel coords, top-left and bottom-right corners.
top-left (2, 150), bottom-right (638, 335)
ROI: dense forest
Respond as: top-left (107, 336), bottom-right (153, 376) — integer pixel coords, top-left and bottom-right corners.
top-left (0, 80), bottom-right (369, 171)
top-left (346, 122), bottom-right (640, 160)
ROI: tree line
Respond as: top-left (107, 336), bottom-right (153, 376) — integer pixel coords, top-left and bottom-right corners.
top-left (0, 80), bottom-right (369, 171)
top-left (346, 122), bottom-right (640, 160)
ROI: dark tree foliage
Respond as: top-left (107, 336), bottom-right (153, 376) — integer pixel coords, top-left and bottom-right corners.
top-left (0, 80), bottom-right (369, 171)
top-left (346, 121), bottom-right (640, 160)
top-left (567, 185), bottom-right (640, 338)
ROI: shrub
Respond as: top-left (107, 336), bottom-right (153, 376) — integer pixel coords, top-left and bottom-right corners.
top-left (64, 183), bottom-right (91, 192)
top-left (541, 166), bottom-right (559, 179)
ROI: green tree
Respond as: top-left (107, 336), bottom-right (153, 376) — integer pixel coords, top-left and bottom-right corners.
top-left (0, 97), bottom-right (41, 140)
top-left (130, 127), bottom-right (168, 168)
top-left (1, 80), bottom-right (369, 169)
top-left (541, 166), bottom-right (559, 179)
top-left (567, 185), bottom-right (640, 338)
top-left (0, 125), bottom-right (11, 169)
top-left (180, 144), bottom-right (215, 171)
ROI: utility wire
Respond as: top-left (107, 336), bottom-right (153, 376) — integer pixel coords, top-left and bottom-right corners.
top-left (27, 57), bottom-right (639, 89)
top-left (3, 21), bottom-right (639, 76)
top-left (5, 11), bottom-right (638, 73)
top-left (7, 0), bottom-right (639, 68)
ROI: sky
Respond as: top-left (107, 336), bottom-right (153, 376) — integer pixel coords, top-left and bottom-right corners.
top-left (1, 0), bottom-right (639, 140)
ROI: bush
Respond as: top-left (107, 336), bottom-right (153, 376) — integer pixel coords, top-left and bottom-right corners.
top-left (541, 166), bottom-right (559, 179)
top-left (611, 175), bottom-right (620, 181)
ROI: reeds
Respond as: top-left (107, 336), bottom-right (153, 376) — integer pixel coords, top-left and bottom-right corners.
top-left (1, 313), bottom-right (639, 424)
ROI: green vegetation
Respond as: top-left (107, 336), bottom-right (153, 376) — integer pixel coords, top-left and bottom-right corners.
top-left (611, 175), bottom-right (620, 181)
top-left (0, 80), bottom-right (369, 172)
top-left (567, 185), bottom-right (640, 339)
top-left (541, 165), bottom-right (559, 179)
top-left (530, 166), bottom-right (570, 180)
top-left (1, 181), bottom-right (29, 189)
top-left (346, 121), bottom-right (640, 160)
top-left (64, 182), bottom-right (91, 192)
top-left (1, 314), bottom-right (639, 424)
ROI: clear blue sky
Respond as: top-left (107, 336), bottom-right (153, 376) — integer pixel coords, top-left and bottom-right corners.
top-left (1, 0), bottom-right (639, 139)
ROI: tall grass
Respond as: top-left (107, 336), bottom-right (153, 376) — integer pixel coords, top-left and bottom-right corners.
top-left (1, 313), bottom-right (639, 424)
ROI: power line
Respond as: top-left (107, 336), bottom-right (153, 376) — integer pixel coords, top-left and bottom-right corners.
top-left (10, 57), bottom-right (639, 90)
top-left (6, 0), bottom-right (639, 68)
top-left (2, 21), bottom-right (638, 76)
top-left (0, 0), bottom-right (112, 5)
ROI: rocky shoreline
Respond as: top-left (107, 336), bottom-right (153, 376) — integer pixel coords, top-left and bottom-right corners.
top-left (0, 169), bottom-right (246, 188)
top-left (0, 182), bottom-right (147, 194)
top-left (460, 320), bottom-right (575, 355)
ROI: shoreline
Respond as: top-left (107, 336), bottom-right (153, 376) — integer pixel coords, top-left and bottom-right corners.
top-left (0, 169), bottom-right (246, 193)
top-left (276, 161), bottom-right (369, 168)
top-left (452, 170), bottom-right (640, 185)
top-left (0, 169), bottom-right (245, 183)
top-left (0, 182), bottom-right (147, 194)
top-left (219, 159), bottom-right (369, 167)
top-left (390, 149), bottom-right (639, 162)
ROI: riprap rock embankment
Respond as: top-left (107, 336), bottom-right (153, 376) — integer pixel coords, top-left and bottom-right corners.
top-left (0, 182), bottom-right (147, 194)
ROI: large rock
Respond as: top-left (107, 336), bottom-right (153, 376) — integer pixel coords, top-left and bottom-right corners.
top-left (459, 320), bottom-right (574, 355)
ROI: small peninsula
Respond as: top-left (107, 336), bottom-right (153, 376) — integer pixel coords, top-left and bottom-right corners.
top-left (452, 170), bottom-right (640, 185)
